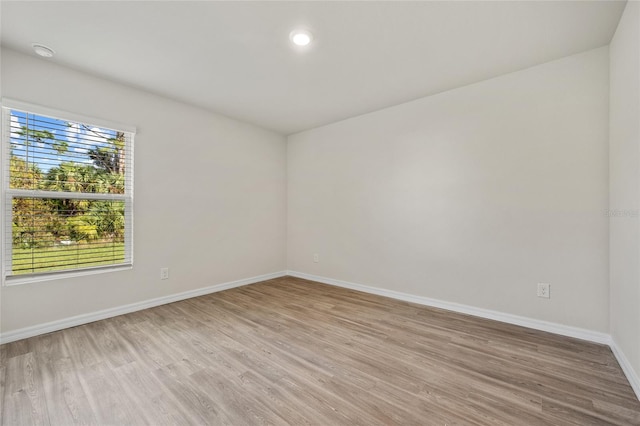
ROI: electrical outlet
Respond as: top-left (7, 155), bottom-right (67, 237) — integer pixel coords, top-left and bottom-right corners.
top-left (160, 267), bottom-right (169, 280)
top-left (537, 283), bottom-right (550, 299)
top-left (313, 253), bottom-right (319, 263)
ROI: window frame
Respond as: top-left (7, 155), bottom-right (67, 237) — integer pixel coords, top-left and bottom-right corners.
top-left (1, 99), bottom-right (135, 286)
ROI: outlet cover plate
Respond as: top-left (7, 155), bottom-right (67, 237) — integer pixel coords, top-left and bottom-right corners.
top-left (537, 282), bottom-right (550, 298)
top-left (160, 268), bottom-right (169, 280)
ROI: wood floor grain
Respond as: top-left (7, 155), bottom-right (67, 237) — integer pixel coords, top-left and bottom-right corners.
top-left (1, 276), bottom-right (639, 425)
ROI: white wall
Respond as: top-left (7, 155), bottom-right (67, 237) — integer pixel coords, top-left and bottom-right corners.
top-left (0, 48), bottom-right (287, 333)
top-left (610, 1), bottom-right (640, 389)
top-left (288, 48), bottom-right (610, 332)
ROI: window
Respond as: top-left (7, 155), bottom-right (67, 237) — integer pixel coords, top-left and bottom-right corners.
top-left (1, 100), bottom-right (134, 284)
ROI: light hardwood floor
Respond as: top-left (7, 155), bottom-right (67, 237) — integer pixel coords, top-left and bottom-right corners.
top-left (1, 276), bottom-right (639, 425)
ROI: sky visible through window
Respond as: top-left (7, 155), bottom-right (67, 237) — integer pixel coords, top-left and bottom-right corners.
top-left (10, 110), bottom-right (118, 174)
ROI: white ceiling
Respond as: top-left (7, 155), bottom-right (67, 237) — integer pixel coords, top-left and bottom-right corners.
top-left (1, 1), bottom-right (626, 135)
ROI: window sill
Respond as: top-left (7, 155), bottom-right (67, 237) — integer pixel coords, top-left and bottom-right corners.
top-left (3, 264), bottom-right (133, 286)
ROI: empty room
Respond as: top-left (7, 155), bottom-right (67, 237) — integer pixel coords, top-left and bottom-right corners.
top-left (1, 0), bottom-right (640, 424)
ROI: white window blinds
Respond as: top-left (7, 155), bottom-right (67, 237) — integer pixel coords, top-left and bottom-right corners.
top-left (1, 102), bottom-right (134, 283)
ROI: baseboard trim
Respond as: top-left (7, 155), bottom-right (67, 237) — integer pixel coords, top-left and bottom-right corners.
top-left (286, 270), bottom-right (611, 345)
top-left (610, 339), bottom-right (640, 401)
top-left (0, 271), bottom-right (287, 344)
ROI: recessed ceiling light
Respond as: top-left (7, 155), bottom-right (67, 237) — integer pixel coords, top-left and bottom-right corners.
top-left (32, 43), bottom-right (55, 58)
top-left (290, 29), bottom-right (313, 47)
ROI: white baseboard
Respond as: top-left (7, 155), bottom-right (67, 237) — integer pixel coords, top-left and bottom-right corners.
top-left (0, 271), bottom-right (287, 345)
top-left (610, 339), bottom-right (640, 401)
top-left (287, 270), bottom-right (611, 345)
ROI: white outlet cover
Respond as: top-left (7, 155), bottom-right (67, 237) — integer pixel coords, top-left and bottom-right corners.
top-left (537, 283), bottom-right (550, 298)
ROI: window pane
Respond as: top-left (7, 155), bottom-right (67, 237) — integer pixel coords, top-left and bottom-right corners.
top-left (10, 198), bottom-right (126, 275)
top-left (3, 104), bottom-right (133, 282)
top-left (9, 111), bottom-right (127, 194)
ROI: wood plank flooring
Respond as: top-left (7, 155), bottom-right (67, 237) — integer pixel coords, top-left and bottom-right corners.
top-left (1, 276), bottom-right (639, 425)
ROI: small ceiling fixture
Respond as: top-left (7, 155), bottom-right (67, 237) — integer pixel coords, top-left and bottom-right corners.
top-left (32, 43), bottom-right (55, 58)
top-left (289, 29), bottom-right (313, 47)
